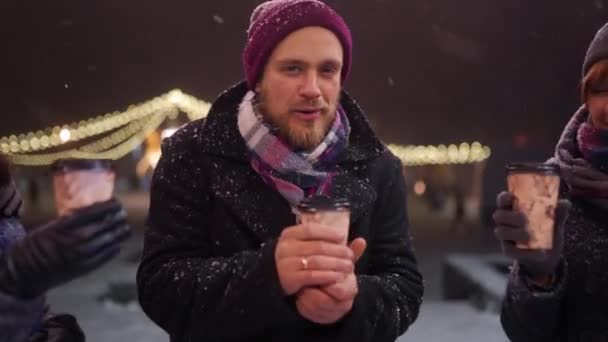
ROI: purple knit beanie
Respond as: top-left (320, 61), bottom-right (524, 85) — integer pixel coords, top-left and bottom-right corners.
top-left (243, 0), bottom-right (352, 90)
top-left (583, 22), bottom-right (608, 77)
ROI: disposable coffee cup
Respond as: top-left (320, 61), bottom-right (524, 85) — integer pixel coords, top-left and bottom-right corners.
top-left (295, 196), bottom-right (350, 245)
top-left (51, 159), bottom-right (115, 216)
top-left (506, 163), bottom-right (560, 250)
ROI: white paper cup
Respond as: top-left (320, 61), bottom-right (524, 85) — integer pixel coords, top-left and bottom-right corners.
top-left (295, 196), bottom-right (350, 245)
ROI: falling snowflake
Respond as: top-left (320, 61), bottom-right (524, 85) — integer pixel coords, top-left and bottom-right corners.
top-left (213, 14), bottom-right (225, 24)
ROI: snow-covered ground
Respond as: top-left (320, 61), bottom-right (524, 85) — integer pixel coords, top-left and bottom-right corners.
top-left (45, 245), bottom-right (508, 342)
top-left (41, 192), bottom-right (509, 341)
top-left (401, 302), bottom-right (507, 342)
top-left (45, 253), bottom-right (168, 342)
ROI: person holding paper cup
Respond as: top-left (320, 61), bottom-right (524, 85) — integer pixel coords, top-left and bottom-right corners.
top-left (0, 154), bottom-right (131, 342)
top-left (495, 22), bottom-right (608, 342)
top-left (137, 1), bottom-right (423, 340)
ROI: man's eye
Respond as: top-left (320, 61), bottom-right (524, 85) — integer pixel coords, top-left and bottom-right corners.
top-left (284, 65), bottom-right (302, 74)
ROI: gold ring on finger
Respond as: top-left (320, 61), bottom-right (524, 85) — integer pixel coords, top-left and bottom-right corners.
top-left (301, 257), bottom-right (309, 270)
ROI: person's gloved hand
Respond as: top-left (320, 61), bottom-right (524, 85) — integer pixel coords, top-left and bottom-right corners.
top-left (0, 199), bottom-right (131, 299)
top-left (493, 191), bottom-right (571, 277)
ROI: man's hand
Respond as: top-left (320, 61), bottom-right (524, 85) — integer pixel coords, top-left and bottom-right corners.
top-left (322, 238), bottom-right (366, 300)
top-left (296, 286), bottom-right (354, 325)
top-left (275, 223), bottom-right (355, 296)
top-left (296, 238), bottom-right (367, 324)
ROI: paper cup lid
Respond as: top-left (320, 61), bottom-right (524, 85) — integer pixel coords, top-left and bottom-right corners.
top-left (506, 162), bottom-right (559, 175)
top-left (297, 195), bottom-right (350, 212)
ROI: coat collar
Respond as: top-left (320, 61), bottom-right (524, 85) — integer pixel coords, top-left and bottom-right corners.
top-left (207, 157), bottom-right (377, 243)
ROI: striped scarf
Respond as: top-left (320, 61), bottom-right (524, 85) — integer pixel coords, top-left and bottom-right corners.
top-left (237, 91), bottom-right (349, 206)
top-left (553, 105), bottom-right (608, 210)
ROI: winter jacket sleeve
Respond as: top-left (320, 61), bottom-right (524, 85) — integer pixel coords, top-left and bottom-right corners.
top-left (0, 290), bottom-right (45, 342)
top-left (136, 133), bottom-right (303, 341)
top-left (500, 260), bottom-right (567, 341)
top-left (328, 155), bottom-right (424, 341)
top-left (0, 217), bottom-right (46, 342)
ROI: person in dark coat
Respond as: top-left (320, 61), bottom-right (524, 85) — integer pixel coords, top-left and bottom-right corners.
top-left (136, 1), bottom-right (424, 341)
top-left (494, 22), bottom-right (608, 341)
top-left (0, 154), bottom-right (131, 342)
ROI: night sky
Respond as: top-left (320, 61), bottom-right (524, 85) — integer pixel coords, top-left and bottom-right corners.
top-left (1, 0), bottom-right (607, 158)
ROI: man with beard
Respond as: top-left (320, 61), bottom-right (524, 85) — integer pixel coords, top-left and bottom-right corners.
top-left (137, 1), bottom-right (423, 341)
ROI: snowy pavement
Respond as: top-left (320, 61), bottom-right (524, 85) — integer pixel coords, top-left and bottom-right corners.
top-left (400, 302), bottom-right (507, 342)
top-left (44, 237), bottom-right (509, 342)
top-left (47, 279), bottom-right (509, 342)
top-left (45, 252), bottom-right (168, 342)
top-left (39, 191), bottom-right (510, 341)
top-left (47, 276), bottom-right (509, 342)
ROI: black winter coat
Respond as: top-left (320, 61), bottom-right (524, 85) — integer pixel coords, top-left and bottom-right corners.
top-left (137, 82), bottom-right (424, 342)
top-left (501, 198), bottom-right (608, 341)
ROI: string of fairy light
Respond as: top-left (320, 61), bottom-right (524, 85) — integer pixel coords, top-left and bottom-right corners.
top-left (389, 142), bottom-right (491, 166)
top-left (2, 90), bottom-right (210, 166)
top-left (1, 90), bottom-right (491, 166)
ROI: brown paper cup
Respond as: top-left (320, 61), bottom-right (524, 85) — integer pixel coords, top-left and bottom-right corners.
top-left (295, 196), bottom-right (350, 245)
top-left (506, 163), bottom-right (560, 250)
top-left (52, 159), bottom-right (115, 217)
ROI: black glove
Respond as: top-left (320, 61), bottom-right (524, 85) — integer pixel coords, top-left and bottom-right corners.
top-left (0, 180), bottom-right (22, 218)
top-left (0, 199), bottom-right (131, 299)
top-left (493, 191), bottom-right (571, 276)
